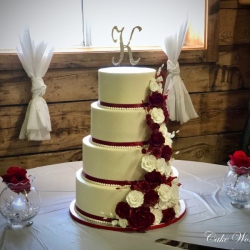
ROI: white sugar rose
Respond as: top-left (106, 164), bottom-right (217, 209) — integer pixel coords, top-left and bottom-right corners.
top-left (156, 158), bottom-right (167, 175)
top-left (111, 220), bottom-right (118, 226)
top-left (174, 202), bottom-right (181, 218)
top-left (156, 198), bottom-right (177, 210)
top-left (150, 108), bottom-right (165, 124)
top-left (141, 154), bottom-right (157, 172)
top-left (158, 184), bottom-right (171, 202)
top-left (159, 124), bottom-right (173, 146)
top-left (164, 135), bottom-right (173, 147)
top-left (119, 218), bottom-right (128, 228)
top-left (165, 161), bottom-right (172, 176)
top-left (150, 78), bottom-right (160, 92)
top-left (156, 76), bottom-right (163, 83)
top-left (159, 123), bottom-right (168, 137)
top-left (156, 200), bottom-right (170, 210)
top-left (126, 190), bottom-right (144, 208)
top-left (150, 208), bottom-right (163, 225)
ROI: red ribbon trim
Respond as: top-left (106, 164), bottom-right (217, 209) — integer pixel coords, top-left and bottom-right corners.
top-left (100, 101), bottom-right (148, 108)
top-left (70, 201), bottom-right (186, 232)
top-left (92, 137), bottom-right (147, 147)
top-left (82, 171), bottom-right (131, 186)
top-left (75, 204), bottom-right (113, 222)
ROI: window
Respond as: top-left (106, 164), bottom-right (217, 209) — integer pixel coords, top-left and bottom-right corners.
top-left (83, 0), bottom-right (206, 48)
top-left (0, 0), bottom-right (82, 49)
top-left (1, 0), bottom-right (206, 50)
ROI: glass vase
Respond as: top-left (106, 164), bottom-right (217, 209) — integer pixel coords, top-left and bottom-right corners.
top-left (223, 162), bottom-right (250, 208)
top-left (0, 176), bottom-right (41, 228)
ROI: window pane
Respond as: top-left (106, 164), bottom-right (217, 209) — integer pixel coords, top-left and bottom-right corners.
top-left (83, 0), bottom-right (205, 48)
top-left (0, 0), bottom-right (82, 49)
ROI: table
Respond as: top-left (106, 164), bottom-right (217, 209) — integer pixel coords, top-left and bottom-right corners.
top-left (0, 160), bottom-right (249, 250)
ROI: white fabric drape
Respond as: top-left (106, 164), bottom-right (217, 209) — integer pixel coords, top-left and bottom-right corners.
top-left (17, 29), bottom-right (54, 140)
top-left (163, 19), bottom-right (198, 124)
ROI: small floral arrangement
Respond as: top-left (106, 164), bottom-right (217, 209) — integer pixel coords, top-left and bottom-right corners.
top-left (106, 65), bottom-right (180, 232)
top-left (229, 150), bottom-right (250, 176)
top-left (1, 166), bottom-right (31, 194)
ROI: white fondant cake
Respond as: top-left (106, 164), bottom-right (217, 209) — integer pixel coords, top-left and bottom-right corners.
top-left (72, 66), bottom-right (184, 232)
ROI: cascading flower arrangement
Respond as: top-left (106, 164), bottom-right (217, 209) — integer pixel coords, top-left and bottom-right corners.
top-left (106, 65), bottom-right (181, 232)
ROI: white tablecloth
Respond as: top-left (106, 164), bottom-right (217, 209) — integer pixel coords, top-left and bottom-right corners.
top-left (0, 160), bottom-right (249, 250)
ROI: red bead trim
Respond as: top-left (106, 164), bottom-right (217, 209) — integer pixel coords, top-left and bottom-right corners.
top-left (82, 171), bottom-right (131, 186)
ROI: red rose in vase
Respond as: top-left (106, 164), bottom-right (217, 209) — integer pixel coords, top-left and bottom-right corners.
top-left (1, 166), bottom-right (31, 194)
top-left (229, 150), bottom-right (250, 168)
top-left (229, 150), bottom-right (250, 175)
top-left (128, 206), bottom-right (155, 232)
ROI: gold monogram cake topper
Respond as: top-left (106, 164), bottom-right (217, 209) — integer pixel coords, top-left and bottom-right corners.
top-left (111, 26), bottom-right (142, 66)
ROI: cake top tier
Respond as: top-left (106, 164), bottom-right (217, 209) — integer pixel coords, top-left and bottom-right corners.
top-left (98, 67), bottom-right (156, 106)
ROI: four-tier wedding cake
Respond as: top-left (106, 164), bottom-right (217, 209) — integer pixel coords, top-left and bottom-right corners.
top-left (70, 66), bottom-right (185, 232)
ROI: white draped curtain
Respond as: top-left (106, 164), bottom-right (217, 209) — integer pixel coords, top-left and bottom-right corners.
top-left (17, 29), bottom-right (54, 140)
top-left (163, 19), bottom-right (198, 124)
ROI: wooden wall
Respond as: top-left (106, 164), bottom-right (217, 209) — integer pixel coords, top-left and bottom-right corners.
top-left (0, 0), bottom-right (250, 174)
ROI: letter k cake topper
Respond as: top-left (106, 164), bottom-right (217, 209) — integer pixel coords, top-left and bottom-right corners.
top-left (111, 26), bottom-right (142, 66)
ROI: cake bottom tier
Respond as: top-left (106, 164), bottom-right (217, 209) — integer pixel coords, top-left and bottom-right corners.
top-left (70, 199), bottom-right (186, 231)
top-left (75, 167), bottom-right (180, 223)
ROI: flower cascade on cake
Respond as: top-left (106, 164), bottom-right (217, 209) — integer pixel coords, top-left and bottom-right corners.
top-left (103, 65), bottom-right (181, 232)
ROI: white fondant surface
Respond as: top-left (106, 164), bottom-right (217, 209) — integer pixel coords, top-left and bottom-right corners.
top-left (91, 102), bottom-right (150, 143)
top-left (82, 135), bottom-right (145, 181)
top-left (98, 67), bottom-right (155, 104)
top-left (75, 168), bottom-right (179, 218)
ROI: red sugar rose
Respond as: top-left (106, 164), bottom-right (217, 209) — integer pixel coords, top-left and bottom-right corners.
top-left (131, 180), bottom-right (151, 193)
top-left (149, 92), bottom-right (165, 108)
top-left (162, 207), bottom-right (175, 224)
top-left (144, 189), bottom-right (159, 207)
top-left (149, 132), bottom-right (165, 147)
top-left (128, 207), bottom-right (155, 232)
top-left (151, 147), bottom-right (162, 158)
top-left (115, 202), bottom-right (131, 219)
top-left (150, 123), bottom-right (160, 132)
top-left (161, 145), bottom-right (173, 162)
